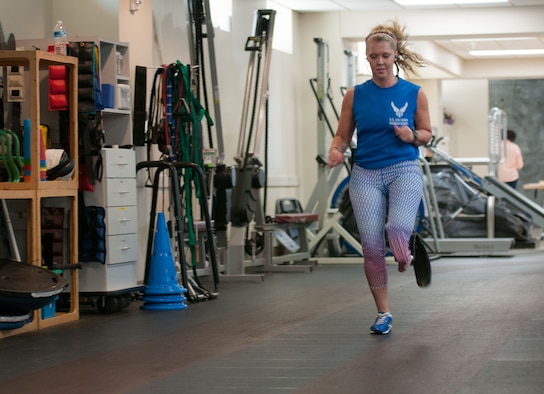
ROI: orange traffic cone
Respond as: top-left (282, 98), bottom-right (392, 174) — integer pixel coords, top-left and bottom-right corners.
top-left (141, 212), bottom-right (187, 311)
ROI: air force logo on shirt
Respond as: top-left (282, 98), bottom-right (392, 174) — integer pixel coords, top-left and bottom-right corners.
top-left (389, 101), bottom-right (409, 126)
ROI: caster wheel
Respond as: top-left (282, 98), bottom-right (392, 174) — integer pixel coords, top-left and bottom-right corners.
top-left (97, 296), bottom-right (121, 314)
top-left (119, 294), bottom-right (132, 309)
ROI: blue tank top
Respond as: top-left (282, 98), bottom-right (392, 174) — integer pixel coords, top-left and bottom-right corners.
top-left (352, 78), bottom-right (420, 169)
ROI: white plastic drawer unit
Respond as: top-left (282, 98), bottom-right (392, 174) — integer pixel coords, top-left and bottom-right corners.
top-left (101, 148), bottom-right (136, 178)
top-left (85, 177), bottom-right (137, 207)
top-left (106, 233), bottom-right (138, 264)
top-left (105, 206), bottom-right (138, 235)
top-left (79, 261), bottom-right (137, 292)
top-left (104, 178), bottom-right (137, 206)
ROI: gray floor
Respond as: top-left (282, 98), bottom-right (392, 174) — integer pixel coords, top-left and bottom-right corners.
top-left (1, 246), bottom-right (544, 394)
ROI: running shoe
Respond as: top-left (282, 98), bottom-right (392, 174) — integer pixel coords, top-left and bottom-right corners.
top-left (370, 312), bottom-right (392, 335)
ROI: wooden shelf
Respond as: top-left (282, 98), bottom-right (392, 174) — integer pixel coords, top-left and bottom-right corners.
top-left (0, 179), bottom-right (78, 193)
top-left (0, 50), bottom-right (79, 338)
top-left (0, 50), bottom-right (77, 68)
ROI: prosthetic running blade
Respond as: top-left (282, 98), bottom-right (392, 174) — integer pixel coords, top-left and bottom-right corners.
top-left (410, 234), bottom-right (432, 288)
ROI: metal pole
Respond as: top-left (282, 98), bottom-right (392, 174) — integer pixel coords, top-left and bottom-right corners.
top-left (253, 10), bottom-right (275, 155)
top-left (202, 0), bottom-right (226, 164)
top-left (184, 0), bottom-right (197, 67)
top-left (344, 50), bottom-right (357, 90)
top-left (488, 107), bottom-right (507, 177)
top-left (314, 37), bottom-right (329, 228)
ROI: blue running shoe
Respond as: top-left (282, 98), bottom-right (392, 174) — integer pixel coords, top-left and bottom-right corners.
top-left (370, 312), bottom-right (392, 335)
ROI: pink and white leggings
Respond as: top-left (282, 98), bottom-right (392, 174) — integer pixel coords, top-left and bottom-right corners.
top-left (349, 160), bottom-right (423, 289)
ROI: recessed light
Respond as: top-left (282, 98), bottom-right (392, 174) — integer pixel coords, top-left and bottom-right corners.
top-left (451, 37), bottom-right (535, 42)
top-left (469, 49), bottom-right (544, 56)
top-left (395, 0), bottom-right (508, 5)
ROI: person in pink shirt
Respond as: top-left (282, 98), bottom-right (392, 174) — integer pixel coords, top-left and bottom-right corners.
top-left (498, 129), bottom-right (524, 189)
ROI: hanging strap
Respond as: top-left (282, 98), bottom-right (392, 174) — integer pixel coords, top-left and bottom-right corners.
top-left (165, 65), bottom-right (176, 159)
top-left (133, 66), bottom-right (147, 146)
top-left (146, 67), bottom-right (166, 160)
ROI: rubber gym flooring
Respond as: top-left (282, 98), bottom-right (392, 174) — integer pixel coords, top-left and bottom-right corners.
top-left (1, 246), bottom-right (544, 394)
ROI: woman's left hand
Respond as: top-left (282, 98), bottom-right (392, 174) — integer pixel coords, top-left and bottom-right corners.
top-left (394, 125), bottom-right (414, 143)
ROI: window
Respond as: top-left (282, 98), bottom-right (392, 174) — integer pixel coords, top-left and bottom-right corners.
top-left (210, 0), bottom-right (232, 32)
top-left (268, 1), bottom-right (292, 54)
top-left (357, 41), bottom-right (370, 76)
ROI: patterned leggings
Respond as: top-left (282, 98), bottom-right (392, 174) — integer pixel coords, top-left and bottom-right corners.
top-left (349, 160), bottom-right (423, 289)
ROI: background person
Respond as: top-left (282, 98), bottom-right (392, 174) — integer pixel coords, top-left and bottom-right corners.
top-left (327, 20), bottom-right (432, 335)
top-left (498, 129), bottom-right (524, 189)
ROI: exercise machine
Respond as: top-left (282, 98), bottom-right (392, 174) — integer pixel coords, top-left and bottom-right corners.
top-left (184, 0), bottom-right (234, 278)
top-left (227, 9), bottom-right (274, 281)
top-left (225, 10), bottom-right (315, 278)
top-left (136, 160), bottom-right (219, 302)
top-left (418, 107), bottom-right (541, 255)
top-left (304, 38), bottom-right (361, 262)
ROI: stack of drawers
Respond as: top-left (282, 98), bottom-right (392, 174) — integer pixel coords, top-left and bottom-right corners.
top-left (79, 148), bottom-right (138, 292)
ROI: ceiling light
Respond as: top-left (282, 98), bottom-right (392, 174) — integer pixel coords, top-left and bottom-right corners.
top-left (451, 37), bottom-right (535, 42)
top-left (395, 0), bottom-right (508, 5)
top-left (469, 49), bottom-right (544, 56)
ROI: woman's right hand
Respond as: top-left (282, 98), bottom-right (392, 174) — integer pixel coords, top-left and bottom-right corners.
top-left (327, 147), bottom-right (344, 167)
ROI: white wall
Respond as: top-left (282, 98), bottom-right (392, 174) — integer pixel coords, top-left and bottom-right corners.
top-left (118, 0), bottom-right (153, 82)
top-left (117, 0), bottom-right (153, 282)
top-left (298, 12), bottom-right (345, 206)
top-left (442, 79), bottom-right (490, 176)
top-left (0, 0), bottom-right (49, 40)
top-left (148, 0), bottom-right (306, 214)
top-left (51, 0), bottom-right (119, 41)
top-left (337, 7), bottom-right (544, 79)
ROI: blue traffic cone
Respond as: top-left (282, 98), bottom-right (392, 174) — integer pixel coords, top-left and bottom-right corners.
top-left (141, 212), bottom-right (187, 311)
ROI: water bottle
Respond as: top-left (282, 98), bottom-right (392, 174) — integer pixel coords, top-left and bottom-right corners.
top-left (53, 20), bottom-right (67, 55)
